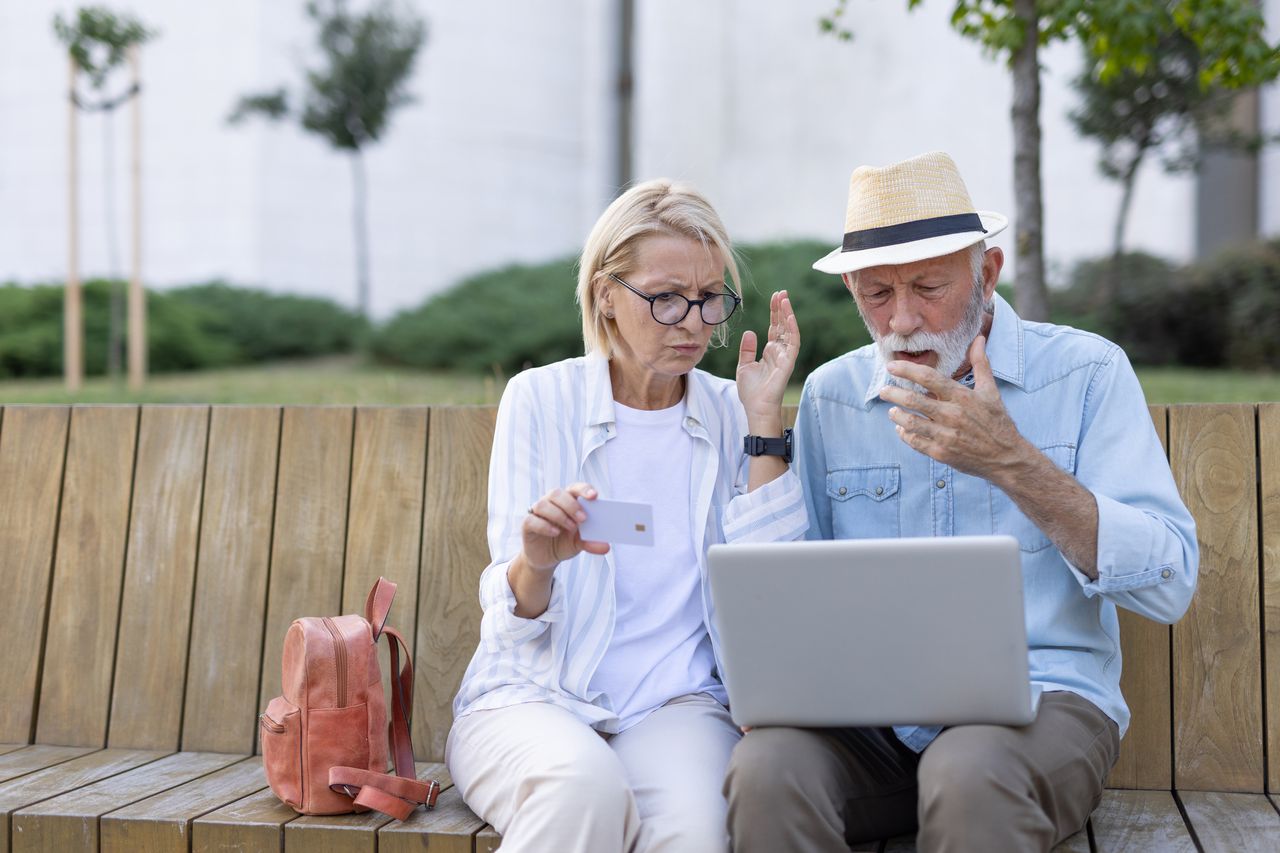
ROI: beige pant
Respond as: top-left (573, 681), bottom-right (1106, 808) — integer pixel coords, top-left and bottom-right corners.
top-left (725, 691), bottom-right (1120, 853)
top-left (446, 692), bottom-right (741, 853)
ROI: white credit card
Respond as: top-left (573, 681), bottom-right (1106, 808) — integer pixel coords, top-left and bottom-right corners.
top-left (578, 498), bottom-right (655, 547)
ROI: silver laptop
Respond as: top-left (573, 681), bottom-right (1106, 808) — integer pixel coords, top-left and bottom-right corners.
top-left (707, 536), bottom-right (1042, 728)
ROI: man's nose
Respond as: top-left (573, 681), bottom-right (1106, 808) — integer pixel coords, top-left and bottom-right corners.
top-left (888, 295), bottom-right (923, 338)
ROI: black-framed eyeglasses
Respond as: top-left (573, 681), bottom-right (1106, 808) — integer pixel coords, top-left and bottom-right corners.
top-left (608, 273), bottom-right (741, 326)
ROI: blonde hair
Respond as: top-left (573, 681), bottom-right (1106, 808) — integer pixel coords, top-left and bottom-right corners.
top-left (577, 179), bottom-right (741, 358)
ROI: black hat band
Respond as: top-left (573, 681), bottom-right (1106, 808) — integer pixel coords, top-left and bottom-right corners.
top-left (842, 212), bottom-right (986, 253)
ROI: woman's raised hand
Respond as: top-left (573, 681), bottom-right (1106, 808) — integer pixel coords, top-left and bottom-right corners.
top-left (521, 483), bottom-right (610, 572)
top-left (736, 290), bottom-right (801, 423)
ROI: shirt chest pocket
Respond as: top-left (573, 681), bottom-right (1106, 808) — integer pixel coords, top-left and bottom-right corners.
top-left (991, 443), bottom-right (1076, 553)
top-left (827, 465), bottom-right (900, 539)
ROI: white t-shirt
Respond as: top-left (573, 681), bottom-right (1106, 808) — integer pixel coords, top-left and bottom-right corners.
top-left (588, 398), bottom-right (722, 731)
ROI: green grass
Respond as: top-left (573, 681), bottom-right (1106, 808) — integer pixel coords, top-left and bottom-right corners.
top-left (0, 357), bottom-right (502, 405)
top-left (1129, 366), bottom-right (1280, 404)
top-left (1, 358), bottom-right (1277, 405)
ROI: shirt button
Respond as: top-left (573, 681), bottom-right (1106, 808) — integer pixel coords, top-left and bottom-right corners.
top-left (874, 486), bottom-right (884, 496)
top-left (685, 417), bottom-right (696, 427)
top-left (838, 487), bottom-right (848, 496)
top-left (1160, 568), bottom-right (1172, 579)
top-left (936, 479), bottom-right (946, 489)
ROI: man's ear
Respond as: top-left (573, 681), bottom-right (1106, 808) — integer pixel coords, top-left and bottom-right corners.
top-left (982, 247), bottom-right (1004, 302)
top-left (841, 272), bottom-right (857, 297)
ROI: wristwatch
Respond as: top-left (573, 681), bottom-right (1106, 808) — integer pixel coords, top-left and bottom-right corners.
top-left (743, 428), bottom-right (793, 464)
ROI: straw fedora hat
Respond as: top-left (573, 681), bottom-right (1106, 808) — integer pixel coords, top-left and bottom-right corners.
top-left (812, 151), bottom-right (1008, 275)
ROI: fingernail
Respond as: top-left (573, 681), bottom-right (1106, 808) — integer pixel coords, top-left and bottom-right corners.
top-left (576, 512), bottom-right (586, 522)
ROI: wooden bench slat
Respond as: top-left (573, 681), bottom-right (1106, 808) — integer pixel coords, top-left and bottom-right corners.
top-left (283, 762), bottom-right (446, 852)
top-left (0, 407), bottom-right (70, 744)
top-left (11, 751), bottom-right (239, 852)
top-left (109, 406), bottom-right (211, 751)
top-left (1108, 406), bottom-right (1174, 790)
top-left (192, 786), bottom-right (300, 852)
top-left (1170, 404), bottom-right (1264, 791)
top-left (1260, 403), bottom-right (1280, 793)
top-left (183, 407), bottom-right (282, 754)
top-left (35, 407), bottom-right (139, 747)
top-left (1179, 791), bottom-right (1280, 852)
top-left (258, 407), bottom-right (355, 726)
top-left (342, 406), bottom-right (428, 709)
top-left (414, 407), bottom-right (497, 761)
top-left (475, 825), bottom-right (501, 852)
top-left (100, 756), bottom-right (263, 852)
top-left (1089, 789), bottom-right (1194, 851)
top-left (0, 748), bottom-right (166, 853)
top-left (0, 746), bottom-right (98, 786)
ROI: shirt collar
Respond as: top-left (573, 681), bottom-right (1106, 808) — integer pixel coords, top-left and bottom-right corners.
top-left (860, 290), bottom-right (1025, 408)
top-left (985, 291), bottom-right (1025, 388)
top-left (584, 352), bottom-right (616, 429)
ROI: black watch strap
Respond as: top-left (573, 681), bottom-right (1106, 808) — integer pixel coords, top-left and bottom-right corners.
top-left (743, 428), bottom-right (793, 464)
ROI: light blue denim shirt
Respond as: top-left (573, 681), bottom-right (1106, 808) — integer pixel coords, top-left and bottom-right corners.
top-left (794, 294), bottom-right (1198, 752)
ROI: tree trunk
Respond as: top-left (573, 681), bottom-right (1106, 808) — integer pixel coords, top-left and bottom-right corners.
top-left (104, 106), bottom-right (123, 380)
top-left (66, 54), bottom-right (82, 392)
top-left (128, 44), bottom-right (146, 391)
top-left (1010, 0), bottom-right (1049, 322)
top-left (1103, 149), bottom-right (1145, 311)
top-left (351, 148), bottom-right (371, 320)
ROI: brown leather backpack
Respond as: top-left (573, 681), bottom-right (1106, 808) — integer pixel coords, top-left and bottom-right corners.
top-left (260, 577), bottom-right (440, 820)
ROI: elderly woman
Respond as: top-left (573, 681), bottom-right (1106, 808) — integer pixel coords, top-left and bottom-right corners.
top-left (447, 179), bottom-right (807, 853)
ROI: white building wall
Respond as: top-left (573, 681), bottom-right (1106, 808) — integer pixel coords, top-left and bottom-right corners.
top-left (0, 0), bottom-right (1269, 319)
top-left (0, 0), bottom-right (607, 317)
top-left (1261, 0), bottom-right (1280, 237)
top-left (634, 0), bottom-right (1197, 286)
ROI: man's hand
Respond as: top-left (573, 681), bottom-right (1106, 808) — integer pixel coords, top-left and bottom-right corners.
top-left (881, 335), bottom-right (1100, 577)
top-left (879, 335), bottom-right (1032, 483)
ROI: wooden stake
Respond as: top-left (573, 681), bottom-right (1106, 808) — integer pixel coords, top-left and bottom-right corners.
top-left (66, 54), bottom-right (82, 392)
top-left (128, 45), bottom-right (146, 391)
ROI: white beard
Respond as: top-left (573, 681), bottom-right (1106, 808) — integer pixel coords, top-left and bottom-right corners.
top-left (862, 284), bottom-right (988, 396)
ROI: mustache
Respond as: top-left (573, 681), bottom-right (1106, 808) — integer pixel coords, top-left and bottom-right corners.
top-left (877, 331), bottom-right (954, 353)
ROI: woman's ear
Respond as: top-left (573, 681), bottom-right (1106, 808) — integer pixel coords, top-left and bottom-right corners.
top-left (596, 276), bottom-right (616, 320)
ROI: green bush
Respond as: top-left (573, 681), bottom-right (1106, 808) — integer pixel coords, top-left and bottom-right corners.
top-left (166, 282), bottom-right (367, 362)
top-left (1059, 240), bottom-right (1280, 369)
top-left (370, 259), bottom-right (584, 372)
top-left (1055, 253), bottom-right (1194, 366)
top-left (0, 280), bottom-right (362, 379)
top-left (1211, 239), bottom-right (1280, 370)
top-left (372, 240), bottom-right (872, 379)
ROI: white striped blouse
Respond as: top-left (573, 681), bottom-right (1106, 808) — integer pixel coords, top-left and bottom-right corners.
top-left (452, 353), bottom-right (809, 730)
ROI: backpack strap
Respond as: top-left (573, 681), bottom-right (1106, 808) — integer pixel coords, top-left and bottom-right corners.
top-left (365, 576), bottom-right (397, 639)
top-left (328, 766), bottom-right (440, 820)
top-left (329, 577), bottom-right (440, 821)
top-left (383, 625), bottom-right (416, 779)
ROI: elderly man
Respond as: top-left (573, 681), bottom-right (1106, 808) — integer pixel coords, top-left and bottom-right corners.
top-left (723, 152), bottom-right (1198, 853)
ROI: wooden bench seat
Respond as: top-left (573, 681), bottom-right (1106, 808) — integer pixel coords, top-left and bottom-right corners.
top-left (1, 402), bottom-right (1278, 851)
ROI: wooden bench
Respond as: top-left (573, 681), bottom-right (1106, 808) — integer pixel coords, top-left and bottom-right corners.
top-left (0, 402), bottom-right (1277, 852)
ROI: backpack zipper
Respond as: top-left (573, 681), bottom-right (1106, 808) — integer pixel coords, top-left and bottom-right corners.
top-left (322, 617), bottom-right (347, 707)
